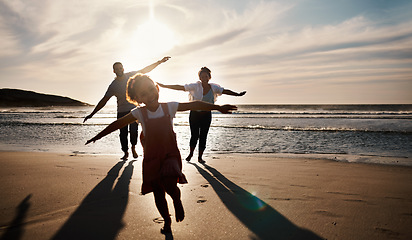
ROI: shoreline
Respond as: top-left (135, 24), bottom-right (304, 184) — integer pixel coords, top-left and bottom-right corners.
top-left (1, 148), bottom-right (411, 168)
top-left (0, 151), bottom-right (411, 239)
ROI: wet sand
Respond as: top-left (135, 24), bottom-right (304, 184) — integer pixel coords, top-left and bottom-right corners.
top-left (0, 151), bottom-right (411, 240)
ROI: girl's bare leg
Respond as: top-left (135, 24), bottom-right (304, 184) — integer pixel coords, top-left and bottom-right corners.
top-left (163, 177), bottom-right (184, 222)
top-left (153, 187), bottom-right (171, 233)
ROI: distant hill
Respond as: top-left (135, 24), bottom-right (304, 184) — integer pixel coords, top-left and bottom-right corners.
top-left (0, 88), bottom-right (90, 107)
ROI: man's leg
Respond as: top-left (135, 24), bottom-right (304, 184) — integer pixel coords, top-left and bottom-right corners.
top-left (130, 121), bottom-right (139, 158)
top-left (117, 112), bottom-right (129, 160)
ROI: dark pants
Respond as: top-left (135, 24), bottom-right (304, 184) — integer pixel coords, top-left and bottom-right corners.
top-left (117, 111), bottom-right (138, 152)
top-left (189, 111), bottom-right (212, 152)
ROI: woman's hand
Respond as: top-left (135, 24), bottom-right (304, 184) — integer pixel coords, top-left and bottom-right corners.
top-left (237, 91), bottom-right (247, 96)
top-left (218, 104), bottom-right (237, 114)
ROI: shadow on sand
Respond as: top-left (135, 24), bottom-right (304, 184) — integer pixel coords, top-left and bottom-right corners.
top-left (0, 194), bottom-right (32, 240)
top-left (190, 162), bottom-right (322, 240)
top-left (52, 160), bottom-right (135, 240)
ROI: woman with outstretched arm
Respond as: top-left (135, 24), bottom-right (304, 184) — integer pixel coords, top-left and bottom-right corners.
top-left (158, 67), bottom-right (246, 163)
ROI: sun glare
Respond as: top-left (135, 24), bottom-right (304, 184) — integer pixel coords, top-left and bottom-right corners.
top-left (127, 18), bottom-right (177, 60)
top-left (121, 1), bottom-right (181, 102)
top-left (120, 18), bottom-right (178, 94)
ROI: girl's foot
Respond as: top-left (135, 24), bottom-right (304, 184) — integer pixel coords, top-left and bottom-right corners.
top-left (174, 200), bottom-right (185, 222)
top-left (161, 219), bottom-right (172, 234)
top-left (198, 158), bottom-right (205, 164)
top-left (160, 226), bottom-right (172, 234)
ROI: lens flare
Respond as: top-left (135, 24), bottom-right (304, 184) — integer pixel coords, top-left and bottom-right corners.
top-left (240, 192), bottom-right (267, 211)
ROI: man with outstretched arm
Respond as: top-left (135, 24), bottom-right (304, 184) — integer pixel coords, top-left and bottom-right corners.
top-left (84, 56), bottom-right (170, 160)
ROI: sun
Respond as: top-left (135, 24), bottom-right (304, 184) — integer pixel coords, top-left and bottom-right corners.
top-left (121, 0), bottom-right (178, 63)
top-left (128, 18), bottom-right (177, 59)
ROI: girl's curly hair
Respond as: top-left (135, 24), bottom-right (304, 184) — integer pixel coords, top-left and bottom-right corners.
top-left (126, 73), bottom-right (156, 105)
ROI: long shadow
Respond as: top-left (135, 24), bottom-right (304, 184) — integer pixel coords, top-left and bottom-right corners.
top-left (0, 194), bottom-right (32, 240)
top-left (190, 163), bottom-right (322, 240)
top-left (52, 160), bottom-right (135, 240)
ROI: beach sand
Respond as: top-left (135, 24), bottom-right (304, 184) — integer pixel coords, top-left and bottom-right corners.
top-left (0, 151), bottom-right (411, 240)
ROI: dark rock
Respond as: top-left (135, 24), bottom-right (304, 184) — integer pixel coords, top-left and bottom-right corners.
top-left (0, 88), bottom-right (90, 107)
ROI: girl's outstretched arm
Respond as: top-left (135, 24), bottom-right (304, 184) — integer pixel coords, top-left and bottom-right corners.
top-left (157, 82), bottom-right (185, 91)
top-left (85, 113), bottom-right (137, 145)
top-left (178, 101), bottom-right (237, 113)
top-left (222, 89), bottom-right (246, 96)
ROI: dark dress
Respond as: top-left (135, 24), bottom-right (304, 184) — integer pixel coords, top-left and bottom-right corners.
top-left (139, 103), bottom-right (188, 194)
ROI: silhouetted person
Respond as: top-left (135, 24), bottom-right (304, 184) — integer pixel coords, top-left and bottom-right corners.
top-left (84, 57), bottom-right (170, 160)
top-left (158, 66), bottom-right (246, 163)
top-left (86, 74), bottom-right (236, 235)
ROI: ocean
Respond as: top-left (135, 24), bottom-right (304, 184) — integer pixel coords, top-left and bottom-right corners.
top-left (0, 104), bottom-right (411, 166)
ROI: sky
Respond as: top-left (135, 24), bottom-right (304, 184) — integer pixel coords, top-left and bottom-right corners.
top-left (0, 0), bottom-right (411, 105)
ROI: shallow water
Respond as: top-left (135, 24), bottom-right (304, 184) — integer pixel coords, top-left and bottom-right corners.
top-left (1, 104), bottom-right (411, 166)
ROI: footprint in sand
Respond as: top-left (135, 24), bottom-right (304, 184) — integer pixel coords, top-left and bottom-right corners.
top-left (153, 217), bottom-right (164, 224)
top-left (197, 196), bottom-right (207, 203)
top-left (201, 184), bottom-right (209, 188)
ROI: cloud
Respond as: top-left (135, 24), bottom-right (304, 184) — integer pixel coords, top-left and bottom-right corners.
top-left (0, 0), bottom-right (149, 61)
top-left (179, 5), bottom-right (412, 104)
top-left (210, 15), bottom-right (412, 85)
top-left (170, 28), bottom-right (248, 55)
top-left (165, 1), bottom-right (291, 54)
top-left (0, 1), bottom-right (56, 51)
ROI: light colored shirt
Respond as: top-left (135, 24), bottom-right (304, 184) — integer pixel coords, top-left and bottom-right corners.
top-left (130, 102), bottom-right (179, 136)
top-left (104, 71), bottom-right (138, 113)
top-left (202, 89), bottom-right (214, 104)
top-left (184, 81), bottom-right (224, 103)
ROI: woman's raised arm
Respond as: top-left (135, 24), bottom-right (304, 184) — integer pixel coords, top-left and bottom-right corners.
top-left (177, 101), bottom-right (237, 113)
top-left (222, 89), bottom-right (246, 96)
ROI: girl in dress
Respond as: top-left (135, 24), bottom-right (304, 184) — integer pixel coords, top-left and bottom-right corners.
top-left (86, 74), bottom-right (236, 234)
